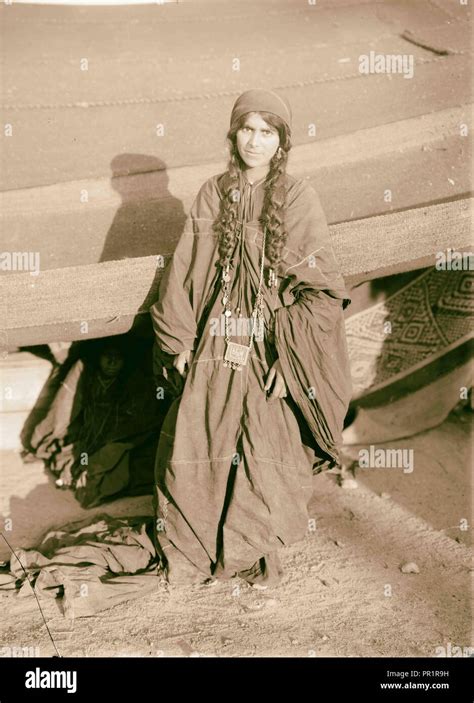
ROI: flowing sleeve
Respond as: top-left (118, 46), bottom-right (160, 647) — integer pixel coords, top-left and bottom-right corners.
top-left (150, 176), bottom-right (222, 356)
top-left (274, 179), bottom-right (352, 470)
top-left (279, 179), bottom-right (351, 314)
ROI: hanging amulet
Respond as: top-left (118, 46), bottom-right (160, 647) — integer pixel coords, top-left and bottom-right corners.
top-left (268, 268), bottom-right (278, 288)
top-left (222, 262), bottom-right (231, 282)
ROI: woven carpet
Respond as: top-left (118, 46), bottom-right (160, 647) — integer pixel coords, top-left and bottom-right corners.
top-left (345, 267), bottom-right (474, 401)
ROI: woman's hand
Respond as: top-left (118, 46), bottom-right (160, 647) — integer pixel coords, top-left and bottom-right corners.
top-left (264, 358), bottom-right (288, 400)
top-left (173, 349), bottom-right (194, 378)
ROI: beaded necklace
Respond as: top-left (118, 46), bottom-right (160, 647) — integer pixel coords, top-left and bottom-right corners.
top-left (221, 223), bottom-right (278, 371)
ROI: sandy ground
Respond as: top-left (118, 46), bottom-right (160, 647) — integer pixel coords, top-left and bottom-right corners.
top-left (0, 407), bottom-right (471, 658)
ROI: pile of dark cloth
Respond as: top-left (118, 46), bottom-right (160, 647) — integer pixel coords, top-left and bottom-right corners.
top-left (0, 515), bottom-right (160, 617)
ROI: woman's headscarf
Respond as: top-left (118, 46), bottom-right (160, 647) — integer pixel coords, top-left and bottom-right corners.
top-left (230, 89), bottom-right (292, 130)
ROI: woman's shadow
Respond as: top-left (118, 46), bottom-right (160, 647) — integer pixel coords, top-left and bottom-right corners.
top-left (21, 153), bottom-right (187, 455)
top-left (99, 153), bottom-right (187, 263)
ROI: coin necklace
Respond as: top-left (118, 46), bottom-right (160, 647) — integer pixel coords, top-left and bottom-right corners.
top-left (221, 225), bottom-right (278, 371)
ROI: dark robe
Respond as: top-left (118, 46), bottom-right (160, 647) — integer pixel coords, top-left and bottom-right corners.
top-left (150, 170), bottom-right (352, 585)
top-left (27, 352), bottom-right (167, 508)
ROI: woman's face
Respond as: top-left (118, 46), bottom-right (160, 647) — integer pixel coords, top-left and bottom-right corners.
top-left (99, 349), bottom-right (124, 378)
top-left (236, 113), bottom-right (280, 169)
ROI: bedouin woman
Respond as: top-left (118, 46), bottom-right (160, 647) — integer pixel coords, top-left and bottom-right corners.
top-left (150, 89), bottom-right (353, 588)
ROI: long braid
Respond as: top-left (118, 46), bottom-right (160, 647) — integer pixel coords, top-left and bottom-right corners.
top-left (260, 146), bottom-right (289, 270)
top-left (212, 111), bottom-right (292, 273)
top-left (214, 153), bottom-right (241, 268)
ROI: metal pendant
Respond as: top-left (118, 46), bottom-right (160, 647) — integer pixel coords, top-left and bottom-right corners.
top-left (224, 342), bottom-right (249, 368)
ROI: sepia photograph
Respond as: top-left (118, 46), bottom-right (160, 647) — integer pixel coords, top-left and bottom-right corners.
top-left (0, 0), bottom-right (472, 694)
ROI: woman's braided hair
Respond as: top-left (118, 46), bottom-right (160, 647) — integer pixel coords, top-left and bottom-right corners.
top-left (212, 111), bottom-right (292, 272)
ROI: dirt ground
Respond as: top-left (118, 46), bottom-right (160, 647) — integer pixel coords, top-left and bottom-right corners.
top-left (0, 406), bottom-right (471, 658)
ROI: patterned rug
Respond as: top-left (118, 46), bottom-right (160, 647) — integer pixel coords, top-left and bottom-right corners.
top-left (345, 267), bottom-right (474, 401)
